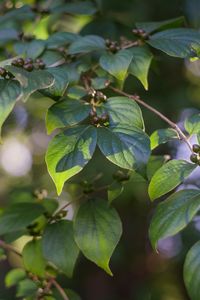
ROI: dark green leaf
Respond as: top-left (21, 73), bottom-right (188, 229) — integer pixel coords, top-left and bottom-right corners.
top-left (99, 50), bottom-right (133, 81)
top-left (40, 50), bottom-right (65, 67)
top-left (47, 32), bottom-right (80, 49)
top-left (128, 47), bottom-right (153, 90)
top-left (148, 160), bottom-right (196, 201)
top-left (6, 66), bottom-right (54, 102)
top-left (149, 189), bottom-right (200, 249)
top-left (146, 155), bottom-right (169, 180)
top-left (46, 99), bottom-right (91, 134)
top-left (185, 113), bottom-right (200, 135)
top-left (25, 40), bottom-right (46, 59)
top-left (67, 86), bottom-right (87, 99)
top-left (74, 199), bottom-right (122, 275)
top-left (97, 125), bottom-right (150, 171)
top-left (0, 79), bottom-right (22, 136)
top-left (46, 125), bottom-right (97, 195)
top-left (0, 202), bottom-right (45, 235)
top-left (0, 28), bottom-right (19, 45)
top-left (136, 16), bottom-right (185, 34)
top-left (5, 269), bottom-right (26, 288)
top-left (54, 1), bottom-right (97, 15)
top-left (16, 279), bottom-right (38, 298)
top-left (184, 241), bottom-right (200, 300)
top-left (108, 181), bottom-right (124, 204)
top-left (150, 128), bottom-right (178, 150)
top-left (68, 35), bottom-right (106, 54)
top-left (42, 199), bottom-right (59, 215)
top-left (42, 220), bottom-right (79, 277)
top-left (22, 239), bottom-right (46, 277)
top-left (148, 28), bottom-right (200, 58)
top-left (91, 77), bottom-right (110, 90)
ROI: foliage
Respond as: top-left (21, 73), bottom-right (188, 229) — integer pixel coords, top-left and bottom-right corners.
top-left (0, 0), bottom-right (200, 299)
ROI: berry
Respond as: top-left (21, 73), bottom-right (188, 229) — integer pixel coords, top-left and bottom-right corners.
top-left (190, 153), bottom-right (198, 163)
top-left (0, 67), bottom-right (7, 77)
top-left (101, 113), bottom-right (109, 123)
top-left (11, 59), bottom-right (19, 66)
top-left (89, 110), bottom-right (97, 117)
top-left (23, 63), bottom-right (34, 72)
top-left (193, 144), bottom-right (200, 153)
top-left (35, 58), bottom-right (42, 63)
top-left (93, 116), bottom-right (99, 124)
top-left (16, 58), bottom-right (24, 66)
top-left (38, 61), bottom-right (46, 69)
top-left (25, 58), bottom-right (33, 64)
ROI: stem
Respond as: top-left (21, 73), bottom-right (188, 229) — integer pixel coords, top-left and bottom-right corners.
top-left (122, 41), bottom-right (140, 49)
top-left (51, 278), bottom-right (69, 300)
top-left (110, 86), bottom-right (193, 152)
top-left (0, 240), bottom-right (22, 257)
top-left (55, 201), bottom-right (73, 216)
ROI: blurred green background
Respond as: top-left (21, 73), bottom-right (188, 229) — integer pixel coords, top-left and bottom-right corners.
top-left (1, 0), bottom-right (200, 299)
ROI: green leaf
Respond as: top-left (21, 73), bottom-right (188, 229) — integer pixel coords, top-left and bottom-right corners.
top-left (5, 269), bottom-right (26, 288)
top-left (42, 220), bottom-right (79, 277)
top-left (128, 47), bottom-right (153, 90)
top-left (148, 160), bottom-right (196, 201)
top-left (25, 40), bottom-right (46, 59)
top-left (16, 279), bottom-right (38, 298)
top-left (0, 79), bottom-right (22, 136)
top-left (22, 239), bottom-right (46, 277)
top-left (146, 155), bottom-right (168, 180)
top-left (68, 35), bottom-right (106, 54)
top-left (42, 198), bottom-right (59, 215)
top-left (135, 16), bottom-right (185, 34)
top-left (184, 241), bottom-right (200, 300)
top-left (74, 199), bottom-right (122, 275)
top-left (185, 113), bottom-right (200, 135)
top-left (101, 96), bottom-right (144, 129)
top-left (0, 28), bottom-right (19, 45)
top-left (0, 202), bottom-right (45, 235)
top-left (67, 86), bottom-right (87, 99)
top-left (99, 50), bottom-right (133, 82)
top-left (149, 189), bottom-right (200, 249)
top-left (46, 99), bottom-right (91, 134)
top-left (97, 125), bottom-right (150, 171)
top-left (47, 32), bottom-right (79, 49)
top-left (91, 77), bottom-right (110, 90)
top-left (108, 181), bottom-right (124, 204)
top-left (46, 125), bottom-right (97, 195)
top-left (6, 66), bottom-right (54, 102)
top-left (150, 128), bottom-right (178, 150)
top-left (147, 28), bottom-right (200, 58)
top-left (54, 1), bottom-right (97, 15)
top-left (40, 50), bottom-right (65, 67)
top-left (66, 289), bottom-right (81, 300)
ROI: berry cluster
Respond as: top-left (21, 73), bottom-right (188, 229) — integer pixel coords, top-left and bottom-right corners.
top-left (132, 28), bottom-right (147, 39)
top-left (105, 39), bottom-right (121, 53)
top-left (90, 110), bottom-right (109, 127)
top-left (11, 57), bottom-right (46, 72)
top-left (0, 67), bottom-right (14, 79)
top-left (190, 144), bottom-right (200, 165)
top-left (88, 89), bottom-right (107, 103)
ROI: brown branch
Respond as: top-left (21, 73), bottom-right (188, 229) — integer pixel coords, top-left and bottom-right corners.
top-left (110, 86), bottom-right (193, 152)
top-left (51, 278), bottom-right (69, 300)
top-left (0, 240), bottom-right (22, 257)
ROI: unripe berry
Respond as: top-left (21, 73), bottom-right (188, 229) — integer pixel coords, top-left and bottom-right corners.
top-left (192, 144), bottom-right (200, 153)
top-left (190, 153), bottom-right (198, 163)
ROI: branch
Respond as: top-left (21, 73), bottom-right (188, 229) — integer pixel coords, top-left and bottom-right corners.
top-left (0, 240), bottom-right (22, 257)
top-left (110, 86), bottom-right (193, 152)
top-left (51, 278), bottom-right (69, 300)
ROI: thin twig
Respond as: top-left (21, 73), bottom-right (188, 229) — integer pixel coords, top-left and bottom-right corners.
top-left (55, 201), bottom-right (73, 216)
top-left (122, 41), bottom-right (140, 49)
top-left (109, 86), bottom-right (193, 152)
top-left (51, 278), bottom-right (69, 300)
top-left (0, 240), bottom-right (22, 257)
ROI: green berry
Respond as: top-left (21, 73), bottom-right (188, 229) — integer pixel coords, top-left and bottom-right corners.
top-left (190, 153), bottom-right (198, 163)
top-left (192, 144), bottom-right (200, 153)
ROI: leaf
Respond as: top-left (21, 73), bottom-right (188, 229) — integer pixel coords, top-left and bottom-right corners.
top-left (47, 32), bottom-right (80, 49)
top-left (16, 279), bottom-right (38, 298)
top-left (6, 66), bottom-right (54, 102)
top-left (0, 202), bottom-right (45, 235)
top-left (185, 113), bottom-right (200, 135)
top-left (150, 128), bottom-right (178, 150)
top-left (0, 28), bottom-right (19, 45)
top-left (40, 50), bottom-right (65, 67)
top-left (46, 99), bottom-right (91, 134)
top-left (68, 35), bottom-right (106, 54)
top-left (108, 181), bottom-right (124, 204)
top-left (97, 125), bottom-right (150, 171)
top-left (26, 40), bottom-right (46, 59)
top-left (148, 160), bottom-right (196, 201)
top-left (22, 239), bottom-right (46, 277)
top-left (0, 79), bottom-right (22, 136)
top-left (42, 199), bottom-right (59, 215)
top-left (99, 49), bottom-right (133, 82)
top-left (184, 241), bottom-right (200, 300)
top-left (66, 289), bottom-right (81, 300)
top-left (149, 189), bottom-right (200, 249)
top-left (128, 47), bottom-right (153, 90)
top-left (91, 77), bottom-right (110, 90)
top-left (147, 28), bottom-right (200, 58)
top-left (74, 199), bottom-right (122, 275)
top-left (5, 269), bottom-right (26, 288)
top-left (135, 16), bottom-right (185, 34)
top-left (54, 1), bottom-right (97, 15)
top-left (42, 220), bottom-right (79, 277)
top-left (146, 155), bottom-right (168, 180)
top-left (101, 96), bottom-right (144, 129)
top-left (46, 125), bottom-right (97, 195)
